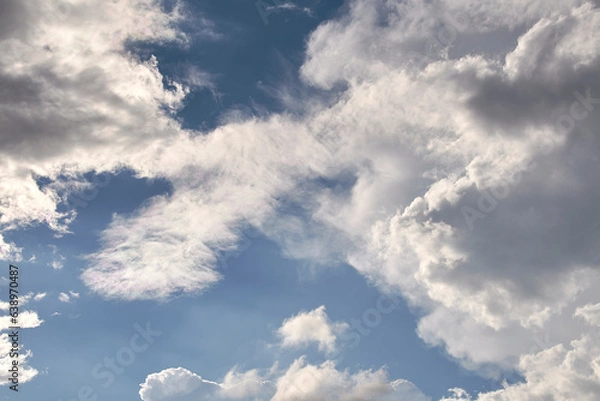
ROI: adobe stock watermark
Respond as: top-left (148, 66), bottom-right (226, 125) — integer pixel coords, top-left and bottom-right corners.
top-left (58, 321), bottom-right (161, 401)
top-left (461, 88), bottom-right (600, 230)
top-left (286, 293), bottom-right (405, 399)
top-left (64, 172), bottom-right (111, 210)
top-left (326, 293), bottom-right (405, 361)
top-left (408, 6), bottom-right (470, 69)
top-left (528, 329), bottom-right (552, 355)
top-left (182, 227), bottom-right (258, 273)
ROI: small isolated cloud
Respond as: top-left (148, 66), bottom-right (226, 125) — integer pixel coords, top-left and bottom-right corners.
top-left (278, 305), bottom-right (349, 354)
top-left (58, 291), bottom-right (79, 303)
top-left (48, 245), bottom-right (66, 270)
top-left (269, 2), bottom-right (314, 17)
top-left (33, 292), bottom-right (46, 301)
top-left (58, 293), bottom-right (70, 303)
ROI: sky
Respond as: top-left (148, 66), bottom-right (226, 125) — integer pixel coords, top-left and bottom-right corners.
top-left (1, 0), bottom-right (600, 400)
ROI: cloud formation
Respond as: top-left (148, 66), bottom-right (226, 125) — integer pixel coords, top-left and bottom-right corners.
top-left (277, 305), bottom-right (349, 354)
top-left (139, 360), bottom-right (429, 401)
top-left (2, 0), bottom-right (600, 398)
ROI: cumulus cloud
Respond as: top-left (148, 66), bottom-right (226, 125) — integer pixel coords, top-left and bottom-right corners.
top-left (0, 0), bottom-right (189, 233)
top-left (278, 305), bottom-right (349, 354)
top-left (0, 310), bottom-right (43, 331)
top-left (440, 307), bottom-right (600, 400)
top-left (139, 360), bottom-right (429, 401)
top-left (289, 0), bottom-right (600, 394)
top-left (139, 367), bottom-right (223, 401)
top-left (272, 358), bottom-right (429, 401)
top-left (314, 1), bottom-right (600, 373)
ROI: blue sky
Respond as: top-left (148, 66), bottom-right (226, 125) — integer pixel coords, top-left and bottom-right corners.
top-left (1, 1), bottom-right (600, 400)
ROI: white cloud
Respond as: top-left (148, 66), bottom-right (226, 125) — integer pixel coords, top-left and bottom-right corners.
top-left (278, 305), bottom-right (349, 354)
top-left (219, 368), bottom-right (270, 400)
top-left (0, 310), bottom-right (43, 331)
top-left (0, 0), bottom-right (201, 233)
top-left (140, 359), bottom-right (429, 401)
top-left (0, 333), bottom-right (38, 386)
top-left (79, 116), bottom-right (332, 300)
top-left (57, 290), bottom-right (80, 303)
top-left (33, 292), bottom-right (46, 301)
top-left (139, 367), bottom-right (223, 401)
top-left (441, 307), bottom-right (600, 400)
top-left (0, 292), bottom-right (47, 311)
top-left (575, 303), bottom-right (600, 326)
top-left (0, 307), bottom-right (44, 386)
top-left (0, 234), bottom-right (22, 263)
top-left (58, 292), bottom-right (70, 303)
top-left (272, 357), bottom-right (429, 401)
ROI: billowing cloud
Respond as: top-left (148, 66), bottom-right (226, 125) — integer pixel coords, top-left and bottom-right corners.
top-left (140, 359), bottom-right (429, 401)
top-left (441, 306), bottom-right (600, 400)
top-left (139, 367), bottom-right (223, 401)
top-left (272, 357), bottom-right (429, 401)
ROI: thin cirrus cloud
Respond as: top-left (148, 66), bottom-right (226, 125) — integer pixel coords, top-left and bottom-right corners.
top-left (0, 0), bottom-right (599, 399)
